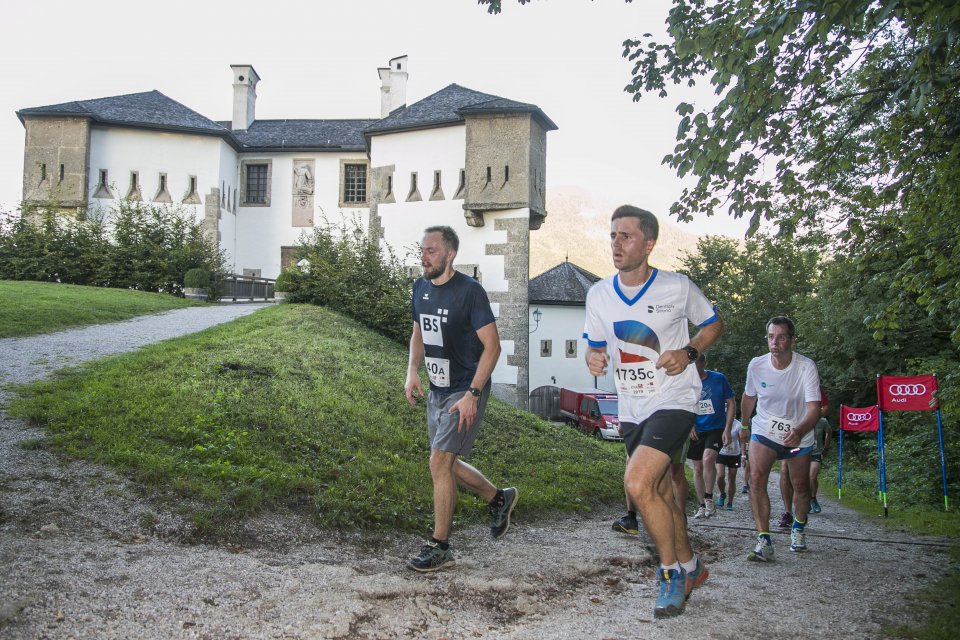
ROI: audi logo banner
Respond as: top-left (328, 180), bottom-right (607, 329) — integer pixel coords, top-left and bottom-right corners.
top-left (840, 405), bottom-right (879, 432)
top-left (877, 374), bottom-right (938, 412)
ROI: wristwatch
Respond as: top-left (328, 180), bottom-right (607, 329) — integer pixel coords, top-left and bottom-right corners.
top-left (684, 345), bottom-right (699, 363)
top-left (468, 387), bottom-right (482, 398)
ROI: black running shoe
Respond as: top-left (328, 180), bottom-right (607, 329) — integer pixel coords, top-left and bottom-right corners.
top-left (489, 487), bottom-right (518, 539)
top-left (406, 541), bottom-right (455, 572)
top-left (612, 514), bottom-right (639, 535)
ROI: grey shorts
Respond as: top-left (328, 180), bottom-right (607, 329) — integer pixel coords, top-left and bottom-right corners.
top-left (427, 386), bottom-right (490, 456)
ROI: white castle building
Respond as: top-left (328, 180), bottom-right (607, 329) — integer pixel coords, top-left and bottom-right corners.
top-left (16, 57), bottom-right (557, 407)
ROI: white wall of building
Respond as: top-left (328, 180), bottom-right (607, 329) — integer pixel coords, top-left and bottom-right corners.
top-left (234, 151), bottom-right (369, 278)
top-left (217, 142), bottom-right (240, 271)
top-left (87, 127), bottom-right (221, 223)
top-left (372, 125), bottom-right (527, 386)
top-left (528, 305), bottom-right (615, 394)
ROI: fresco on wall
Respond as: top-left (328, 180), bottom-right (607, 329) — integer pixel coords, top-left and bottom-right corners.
top-left (292, 159), bottom-right (314, 226)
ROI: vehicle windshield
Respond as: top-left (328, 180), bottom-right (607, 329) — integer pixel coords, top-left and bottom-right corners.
top-left (598, 399), bottom-right (618, 415)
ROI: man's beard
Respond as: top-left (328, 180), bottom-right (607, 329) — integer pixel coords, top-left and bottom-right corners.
top-left (423, 260), bottom-right (447, 280)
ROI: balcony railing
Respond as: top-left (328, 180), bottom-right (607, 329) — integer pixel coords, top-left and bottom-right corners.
top-left (220, 274), bottom-right (275, 302)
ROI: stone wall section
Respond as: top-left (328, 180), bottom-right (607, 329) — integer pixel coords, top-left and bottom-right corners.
top-left (462, 113), bottom-right (548, 230)
top-left (21, 116), bottom-right (91, 210)
top-left (486, 215), bottom-right (530, 408)
top-left (204, 188), bottom-right (221, 245)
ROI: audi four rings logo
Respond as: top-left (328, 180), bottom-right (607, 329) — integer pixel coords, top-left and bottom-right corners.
top-left (888, 384), bottom-right (927, 396)
top-left (846, 413), bottom-right (872, 421)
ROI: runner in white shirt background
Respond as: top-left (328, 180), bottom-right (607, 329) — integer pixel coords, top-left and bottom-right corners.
top-left (740, 316), bottom-right (822, 561)
top-left (714, 418), bottom-right (747, 510)
top-left (583, 205), bottom-right (723, 618)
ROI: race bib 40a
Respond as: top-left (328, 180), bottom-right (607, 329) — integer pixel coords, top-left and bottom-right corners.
top-left (424, 357), bottom-right (450, 387)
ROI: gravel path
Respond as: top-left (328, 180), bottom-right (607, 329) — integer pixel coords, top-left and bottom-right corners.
top-left (0, 305), bottom-right (949, 639)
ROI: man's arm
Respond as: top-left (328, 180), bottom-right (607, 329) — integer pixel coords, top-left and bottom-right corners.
top-left (740, 393), bottom-right (757, 430)
top-left (450, 321), bottom-right (501, 431)
top-left (656, 316), bottom-right (724, 376)
top-left (585, 345), bottom-right (609, 377)
top-left (783, 400), bottom-right (822, 448)
top-left (404, 322), bottom-right (425, 406)
top-left (722, 397), bottom-right (736, 446)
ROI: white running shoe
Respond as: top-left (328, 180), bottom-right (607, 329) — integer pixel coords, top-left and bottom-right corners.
top-left (748, 536), bottom-right (775, 562)
top-left (790, 528), bottom-right (807, 552)
top-left (704, 501), bottom-right (716, 518)
top-left (693, 506), bottom-right (707, 519)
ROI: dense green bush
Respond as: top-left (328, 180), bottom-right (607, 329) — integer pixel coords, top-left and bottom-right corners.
top-left (273, 269), bottom-right (298, 293)
top-left (288, 217), bottom-right (414, 343)
top-left (0, 202), bottom-right (226, 296)
top-left (183, 267), bottom-right (211, 289)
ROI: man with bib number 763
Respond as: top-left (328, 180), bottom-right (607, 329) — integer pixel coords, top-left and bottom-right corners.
top-left (740, 316), bottom-right (822, 561)
top-left (583, 206), bottom-right (723, 618)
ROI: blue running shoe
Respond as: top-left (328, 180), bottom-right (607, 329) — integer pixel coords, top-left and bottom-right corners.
top-left (654, 568), bottom-right (687, 618)
top-left (684, 557), bottom-right (709, 599)
top-left (715, 492), bottom-right (726, 508)
top-left (810, 498), bottom-right (822, 514)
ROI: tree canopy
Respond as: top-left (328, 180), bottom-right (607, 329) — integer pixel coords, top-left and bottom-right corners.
top-left (481, 0), bottom-right (960, 342)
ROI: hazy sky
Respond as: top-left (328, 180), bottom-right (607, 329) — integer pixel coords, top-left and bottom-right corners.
top-left (2, 0), bottom-right (748, 237)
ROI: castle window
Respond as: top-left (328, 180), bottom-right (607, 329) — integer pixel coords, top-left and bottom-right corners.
top-left (565, 340), bottom-right (578, 358)
top-left (59, 164), bottom-right (65, 183)
top-left (94, 169), bottom-right (112, 199)
top-left (125, 171), bottom-right (142, 201)
top-left (405, 171), bottom-right (422, 202)
top-left (540, 340), bottom-right (552, 357)
top-left (241, 160), bottom-right (271, 206)
top-left (504, 165), bottom-right (509, 182)
top-left (429, 170), bottom-right (445, 201)
top-left (182, 176), bottom-right (201, 204)
top-left (153, 173), bottom-right (172, 203)
top-left (39, 163), bottom-right (46, 183)
top-left (386, 174), bottom-right (393, 197)
top-left (340, 162), bottom-right (368, 206)
top-left (453, 168), bottom-right (466, 200)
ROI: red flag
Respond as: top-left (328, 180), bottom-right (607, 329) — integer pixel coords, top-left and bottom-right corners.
top-left (877, 375), bottom-right (938, 411)
top-left (840, 405), bottom-right (880, 432)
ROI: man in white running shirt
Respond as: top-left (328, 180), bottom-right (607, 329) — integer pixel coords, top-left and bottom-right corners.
top-left (741, 316), bottom-right (821, 561)
top-left (583, 205), bottom-right (723, 618)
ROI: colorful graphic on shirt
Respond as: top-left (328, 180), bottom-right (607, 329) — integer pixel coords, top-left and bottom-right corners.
top-left (613, 319), bottom-right (661, 362)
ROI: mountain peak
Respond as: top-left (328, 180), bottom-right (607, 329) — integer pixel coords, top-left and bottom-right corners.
top-left (532, 186), bottom-right (703, 277)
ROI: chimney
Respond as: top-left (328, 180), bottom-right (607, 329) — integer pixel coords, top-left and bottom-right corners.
top-left (230, 64), bottom-right (261, 131)
top-left (378, 55), bottom-right (408, 117)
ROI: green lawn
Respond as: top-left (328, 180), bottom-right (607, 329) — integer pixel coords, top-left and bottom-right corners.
top-left (0, 280), bottom-right (200, 338)
top-left (9, 303), bottom-right (626, 538)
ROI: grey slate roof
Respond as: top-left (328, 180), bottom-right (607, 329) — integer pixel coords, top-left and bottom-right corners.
top-left (529, 261), bottom-right (602, 306)
top-left (364, 83), bottom-right (557, 135)
top-left (17, 83), bottom-right (556, 151)
top-left (221, 119), bottom-right (378, 151)
top-left (17, 91), bottom-right (228, 135)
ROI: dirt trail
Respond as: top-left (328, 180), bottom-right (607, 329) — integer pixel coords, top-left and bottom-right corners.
top-left (0, 310), bottom-right (949, 638)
